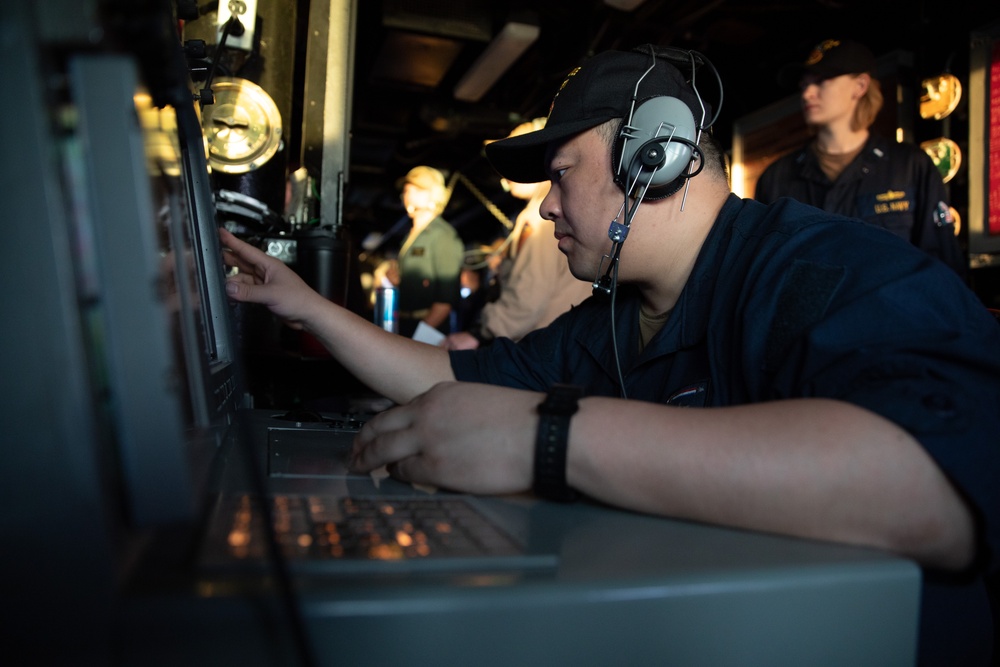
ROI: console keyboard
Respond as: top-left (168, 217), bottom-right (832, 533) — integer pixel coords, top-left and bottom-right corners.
top-left (217, 494), bottom-right (526, 565)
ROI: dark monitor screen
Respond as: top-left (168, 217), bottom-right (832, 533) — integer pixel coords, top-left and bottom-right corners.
top-left (65, 52), bottom-right (243, 532)
top-left (5, 1), bottom-right (249, 653)
top-left (139, 87), bottom-right (242, 431)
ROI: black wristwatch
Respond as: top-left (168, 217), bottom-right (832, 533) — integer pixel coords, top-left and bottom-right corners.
top-left (534, 384), bottom-right (584, 502)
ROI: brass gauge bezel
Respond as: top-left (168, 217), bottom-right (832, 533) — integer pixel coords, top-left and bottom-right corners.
top-left (201, 77), bottom-right (283, 174)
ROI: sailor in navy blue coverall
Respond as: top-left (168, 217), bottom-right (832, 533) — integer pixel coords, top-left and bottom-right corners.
top-left (451, 193), bottom-right (1000, 665)
top-left (222, 45), bottom-right (1000, 666)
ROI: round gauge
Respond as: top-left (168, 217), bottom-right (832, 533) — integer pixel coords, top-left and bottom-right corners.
top-left (202, 77), bottom-right (283, 174)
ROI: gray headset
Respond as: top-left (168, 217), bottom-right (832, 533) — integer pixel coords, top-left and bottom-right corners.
top-left (594, 46), bottom-right (721, 295)
top-left (611, 46), bottom-right (719, 201)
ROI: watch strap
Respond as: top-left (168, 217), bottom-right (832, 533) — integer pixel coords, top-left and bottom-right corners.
top-left (533, 384), bottom-right (583, 502)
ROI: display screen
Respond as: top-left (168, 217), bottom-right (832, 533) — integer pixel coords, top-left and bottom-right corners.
top-left (62, 50), bottom-right (244, 530)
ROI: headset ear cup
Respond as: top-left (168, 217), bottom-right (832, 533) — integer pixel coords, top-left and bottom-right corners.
top-left (614, 96), bottom-right (697, 195)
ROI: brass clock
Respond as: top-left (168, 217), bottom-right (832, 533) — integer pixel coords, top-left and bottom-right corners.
top-left (201, 77), bottom-right (282, 174)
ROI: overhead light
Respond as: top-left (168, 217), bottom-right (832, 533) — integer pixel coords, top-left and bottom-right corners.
top-left (453, 17), bottom-right (540, 103)
top-left (603, 0), bottom-right (649, 10)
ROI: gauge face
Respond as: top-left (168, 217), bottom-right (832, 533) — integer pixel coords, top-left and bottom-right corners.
top-left (202, 77), bottom-right (282, 174)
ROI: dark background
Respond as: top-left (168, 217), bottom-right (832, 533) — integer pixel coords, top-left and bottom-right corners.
top-left (182, 0), bottom-right (1000, 406)
top-left (185, 0), bottom-right (1000, 245)
top-left (337, 0), bottom-right (1000, 245)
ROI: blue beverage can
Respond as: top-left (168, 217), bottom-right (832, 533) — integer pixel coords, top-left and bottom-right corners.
top-left (374, 286), bottom-right (398, 334)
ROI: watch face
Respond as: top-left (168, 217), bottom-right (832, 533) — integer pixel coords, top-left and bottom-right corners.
top-left (201, 77), bottom-right (283, 174)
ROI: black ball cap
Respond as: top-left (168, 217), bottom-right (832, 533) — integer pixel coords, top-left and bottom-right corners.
top-left (485, 45), bottom-right (711, 184)
top-left (778, 38), bottom-right (877, 89)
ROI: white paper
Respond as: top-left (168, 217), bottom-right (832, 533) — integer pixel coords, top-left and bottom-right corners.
top-left (412, 321), bottom-right (446, 345)
top-left (368, 465), bottom-right (437, 494)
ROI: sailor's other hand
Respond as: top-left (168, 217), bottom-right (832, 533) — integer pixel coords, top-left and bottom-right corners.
top-left (350, 381), bottom-right (539, 495)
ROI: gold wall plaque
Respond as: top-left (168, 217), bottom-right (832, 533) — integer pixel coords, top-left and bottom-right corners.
top-left (920, 73), bottom-right (962, 121)
top-left (920, 137), bottom-right (962, 183)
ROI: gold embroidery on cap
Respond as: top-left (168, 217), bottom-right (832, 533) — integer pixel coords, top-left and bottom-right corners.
top-left (806, 39), bottom-right (841, 66)
top-left (549, 66), bottom-right (581, 116)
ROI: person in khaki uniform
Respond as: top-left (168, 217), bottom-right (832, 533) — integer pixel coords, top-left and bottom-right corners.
top-left (380, 166), bottom-right (464, 337)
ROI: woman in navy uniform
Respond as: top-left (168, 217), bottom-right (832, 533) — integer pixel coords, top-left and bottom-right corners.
top-left (755, 38), bottom-right (967, 279)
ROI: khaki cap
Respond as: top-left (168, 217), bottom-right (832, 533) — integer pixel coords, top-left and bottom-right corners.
top-left (397, 165), bottom-right (446, 192)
